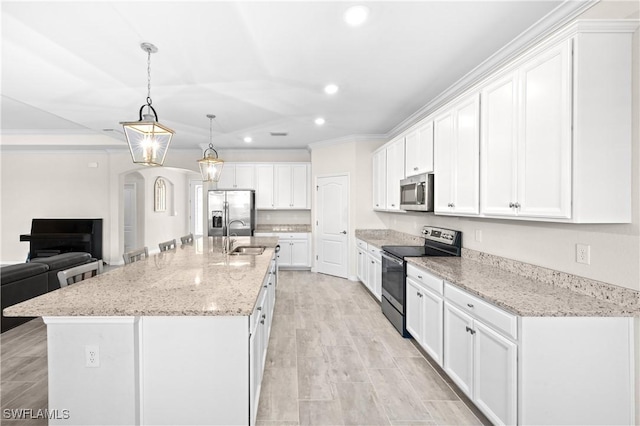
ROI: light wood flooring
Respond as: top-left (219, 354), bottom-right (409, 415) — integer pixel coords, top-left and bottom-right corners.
top-left (1, 270), bottom-right (485, 425)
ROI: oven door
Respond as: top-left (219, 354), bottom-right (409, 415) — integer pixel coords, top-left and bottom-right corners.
top-left (381, 252), bottom-right (405, 313)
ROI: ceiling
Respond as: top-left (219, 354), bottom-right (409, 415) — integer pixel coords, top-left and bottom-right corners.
top-left (1, 1), bottom-right (590, 151)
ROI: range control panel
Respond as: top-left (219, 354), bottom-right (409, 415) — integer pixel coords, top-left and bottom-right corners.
top-left (422, 226), bottom-right (459, 245)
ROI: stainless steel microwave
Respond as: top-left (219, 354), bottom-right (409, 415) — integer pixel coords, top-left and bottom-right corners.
top-left (400, 174), bottom-right (434, 211)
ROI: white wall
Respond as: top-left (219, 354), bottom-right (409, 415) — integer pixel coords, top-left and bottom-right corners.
top-left (0, 150), bottom-right (111, 263)
top-left (0, 144), bottom-right (203, 265)
top-left (310, 139), bottom-right (387, 278)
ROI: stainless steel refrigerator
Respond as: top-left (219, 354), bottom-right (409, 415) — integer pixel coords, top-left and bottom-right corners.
top-left (208, 190), bottom-right (256, 236)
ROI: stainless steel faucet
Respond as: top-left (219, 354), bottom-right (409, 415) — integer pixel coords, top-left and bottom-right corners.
top-left (224, 219), bottom-right (246, 253)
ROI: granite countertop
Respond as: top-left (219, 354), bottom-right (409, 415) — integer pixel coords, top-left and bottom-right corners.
top-left (3, 236), bottom-right (280, 318)
top-left (407, 256), bottom-right (638, 317)
top-left (256, 224), bottom-right (311, 233)
top-left (355, 229), bottom-right (424, 248)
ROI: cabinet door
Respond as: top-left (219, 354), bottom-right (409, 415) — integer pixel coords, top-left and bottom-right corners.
top-left (406, 278), bottom-right (423, 343)
top-left (235, 164), bottom-right (255, 189)
top-left (290, 164), bottom-right (309, 209)
top-left (290, 239), bottom-right (309, 267)
top-left (434, 111), bottom-right (455, 213)
top-left (249, 328), bottom-right (259, 426)
top-left (443, 302), bottom-right (474, 398)
top-left (216, 164), bottom-right (236, 189)
top-left (356, 247), bottom-right (366, 283)
top-left (452, 93), bottom-right (480, 215)
top-left (518, 40), bottom-right (572, 219)
top-left (422, 288), bottom-right (444, 367)
top-left (372, 150), bottom-right (386, 209)
top-left (274, 165), bottom-right (293, 208)
top-left (371, 257), bottom-right (382, 301)
top-left (473, 321), bottom-right (517, 426)
top-left (255, 165), bottom-right (274, 209)
top-left (277, 239), bottom-right (292, 266)
top-left (385, 139), bottom-right (405, 210)
top-left (481, 72), bottom-right (519, 217)
top-left (406, 121), bottom-right (434, 176)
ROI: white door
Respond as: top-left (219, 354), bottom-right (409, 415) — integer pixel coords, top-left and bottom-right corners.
top-left (434, 110), bottom-right (455, 213)
top-left (473, 321), bottom-right (517, 426)
top-left (235, 164), bottom-right (255, 189)
top-left (274, 164), bottom-right (292, 208)
top-left (356, 246), bottom-right (366, 282)
top-left (290, 164), bottom-right (309, 208)
top-left (405, 278), bottom-right (423, 342)
top-left (518, 39), bottom-right (572, 219)
top-left (216, 164), bottom-right (236, 189)
top-left (452, 93), bottom-right (480, 215)
top-left (123, 183), bottom-right (137, 253)
top-left (443, 302), bottom-right (474, 398)
top-left (385, 139), bottom-right (404, 210)
top-left (290, 239), bottom-right (309, 267)
top-left (316, 175), bottom-right (349, 278)
top-left (277, 239), bottom-right (292, 267)
top-left (372, 150), bottom-right (386, 209)
top-left (190, 181), bottom-right (204, 237)
top-left (255, 164), bottom-right (274, 209)
top-left (421, 288), bottom-right (444, 367)
top-left (481, 72), bottom-right (519, 217)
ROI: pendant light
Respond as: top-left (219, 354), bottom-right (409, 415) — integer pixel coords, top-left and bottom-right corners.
top-left (198, 114), bottom-right (224, 182)
top-left (120, 42), bottom-right (174, 166)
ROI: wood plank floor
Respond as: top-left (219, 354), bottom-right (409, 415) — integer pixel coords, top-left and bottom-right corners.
top-left (1, 270), bottom-right (485, 425)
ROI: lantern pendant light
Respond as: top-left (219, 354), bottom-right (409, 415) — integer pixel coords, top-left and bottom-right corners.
top-left (120, 42), bottom-right (174, 167)
top-left (198, 114), bottom-right (224, 182)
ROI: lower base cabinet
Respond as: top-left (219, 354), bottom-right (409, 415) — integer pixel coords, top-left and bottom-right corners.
top-left (255, 233), bottom-right (311, 268)
top-left (406, 262), bottom-right (635, 426)
top-left (443, 301), bottom-right (516, 425)
top-left (355, 239), bottom-right (381, 301)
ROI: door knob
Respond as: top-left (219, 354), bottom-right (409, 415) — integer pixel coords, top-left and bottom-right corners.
top-left (341, 230), bottom-right (347, 234)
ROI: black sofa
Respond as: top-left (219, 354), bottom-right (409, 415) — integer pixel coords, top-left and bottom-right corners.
top-left (1, 252), bottom-right (93, 333)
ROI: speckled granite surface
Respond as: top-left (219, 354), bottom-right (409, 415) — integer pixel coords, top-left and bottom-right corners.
top-left (256, 224), bottom-right (312, 232)
top-left (355, 229), bottom-right (424, 248)
top-left (356, 228), bottom-right (639, 317)
top-left (3, 236), bottom-right (280, 318)
top-left (407, 256), bottom-right (638, 317)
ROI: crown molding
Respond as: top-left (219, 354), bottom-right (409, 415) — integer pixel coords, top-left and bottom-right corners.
top-left (307, 134), bottom-right (388, 151)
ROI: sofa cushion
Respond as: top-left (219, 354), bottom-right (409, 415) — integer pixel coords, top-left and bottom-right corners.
top-left (31, 252), bottom-right (92, 269)
top-left (1, 263), bottom-right (49, 285)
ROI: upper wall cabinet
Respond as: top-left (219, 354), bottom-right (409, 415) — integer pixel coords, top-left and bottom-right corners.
top-left (372, 137), bottom-right (405, 212)
top-left (215, 163), bottom-right (256, 190)
top-left (405, 120), bottom-right (434, 176)
top-left (274, 164), bottom-right (310, 209)
top-left (481, 40), bottom-right (572, 220)
top-left (385, 138), bottom-right (405, 210)
top-left (255, 164), bottom-right (275, 209)
top-left (478, 21), bottom-right (635, 223)
top-left (372, 150), bottom-right (386, 210)
top-left (434, 92), bottom-right (480, 216)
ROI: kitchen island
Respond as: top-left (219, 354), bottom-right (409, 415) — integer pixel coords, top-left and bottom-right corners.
top-left (4, 236), bottom-right (280, 426)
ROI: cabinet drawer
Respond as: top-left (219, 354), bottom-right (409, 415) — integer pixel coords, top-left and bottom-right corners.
top-left (444, 283), bottom-right (517, 340)
top-left (250, 287), bottom-right (267, 335)
top-left (407, 264), bottom-right (443, 295)
top-left (277, 232), bottom-right (309, 240)
top-left (368, 245), bottom-right (382, 260)
top-left (254, 232), bottom-right (275, 237)
top-left (356, 239), bottom-right (367, 250)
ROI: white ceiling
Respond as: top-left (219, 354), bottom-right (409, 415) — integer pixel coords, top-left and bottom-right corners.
top-left (1, 1), bottom-right (589, 151)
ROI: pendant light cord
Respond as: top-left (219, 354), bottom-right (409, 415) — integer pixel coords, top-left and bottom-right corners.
top-left (146, 49), bottom-right (153, 110)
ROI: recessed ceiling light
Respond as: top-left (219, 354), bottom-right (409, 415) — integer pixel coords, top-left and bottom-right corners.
top-left (324, 84), bottom-right (339, 95)
top-left (315, 117), bottom-right (326, 126)
top-left (243, 136), bottom-right (252, 143)
top-left (344, 5), bottom-right (369, 27)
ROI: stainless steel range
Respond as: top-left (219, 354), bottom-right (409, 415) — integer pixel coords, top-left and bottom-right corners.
top-left (381, 226), bottom-right (461, 337)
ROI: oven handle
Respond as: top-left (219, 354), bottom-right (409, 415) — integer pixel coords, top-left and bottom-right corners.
top-left (381, 252), bottom-right (404, 266)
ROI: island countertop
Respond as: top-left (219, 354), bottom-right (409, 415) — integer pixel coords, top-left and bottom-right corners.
top-left (3, 236), bottom-right (280, 317)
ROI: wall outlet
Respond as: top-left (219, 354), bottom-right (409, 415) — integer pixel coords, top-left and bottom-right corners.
top-left (475, 230), bottom-right (482, 242)
top-left (576, 244), bottom-right (590, 265)
top-left (85, 345), bottom-right (100, 368)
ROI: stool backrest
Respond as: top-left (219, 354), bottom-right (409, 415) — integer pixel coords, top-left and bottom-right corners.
top-left (123, 247), bottom-right (149, 264)
top-left (57, 260), bottom-right (103, 288)
top-left (158, 239), bottom-right (177, 252)
top-left (180, 233), bottom-right (194, 244)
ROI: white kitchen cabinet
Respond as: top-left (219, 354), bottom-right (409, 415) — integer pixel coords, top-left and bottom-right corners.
top-left (274, 164), bottom-right (310, 209)
top-left (443, 299), bottom-right (517, 426)
top-left (481, 40), bottom-right (572, 219)
top-left (216, 163), bottom-right (256, 190)
top-left (405, 119), bottom-right (434, 176)
top-left (385, 138), bottom-right (405, 210)
top-left (266, 232), bottom-right (310, 268)
top-left (354, 240), bottom-right (381, 301)
top-left (434, 92), bottom-right (480, 216)
top-left (356, 240), bottom-right (367, 282)
top-left (406, 264), bottom-right (444, 367)
top-left (372, 150), bottom-right (386, 210)
top-left (255, 164), bottom-right (275, 209)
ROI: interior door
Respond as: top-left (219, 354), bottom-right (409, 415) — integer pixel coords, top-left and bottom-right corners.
top-left (316, 175), bottom-right (349, 278)
top-left (123, 183), bottom-right (137, 253)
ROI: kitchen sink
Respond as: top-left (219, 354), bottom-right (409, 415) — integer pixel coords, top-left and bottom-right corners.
top-left (229, 245), bottom-right (266, 255)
